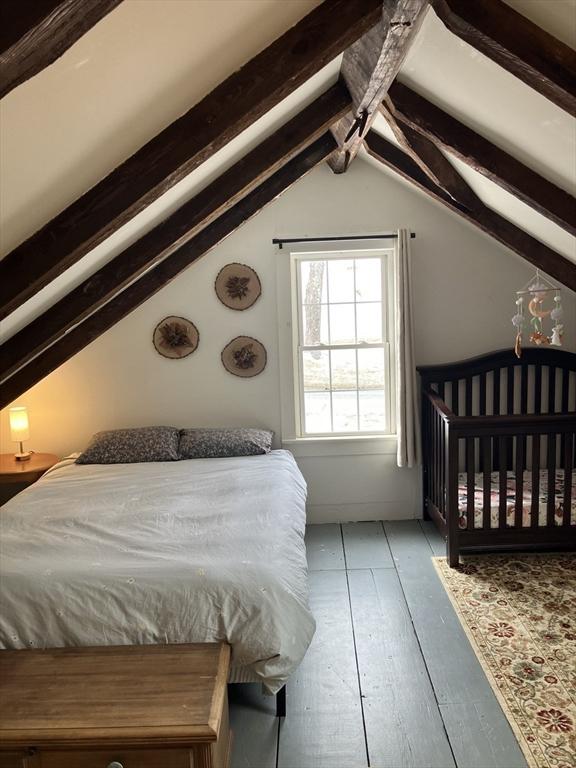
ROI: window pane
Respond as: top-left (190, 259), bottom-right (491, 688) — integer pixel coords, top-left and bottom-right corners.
top-left (302, 350), bottom-right (330, 391)
top-left (359, 390), bottom-right (386, 431)
top-left (332, 391), bottom-right (358, 432)
top-left (328, 259), bottom-right (354, 302)
top-left (331, 349), bottom-right (357, 390)
top-left (358, 348), bottom-right (385, 389)
top-left (329, 303), bottom-right (355, 345)
top-left (304, 392), bottom-right (331, 433)
top-left (301, 304), bottom-right (329, 346)
top-left (300, 260), bottom-right (328, 304)
top-left (356, 303), bottom-right (382, 343)
top-left (355, 258), bottom-right (381, 302)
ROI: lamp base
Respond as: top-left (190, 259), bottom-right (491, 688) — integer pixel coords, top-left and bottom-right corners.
top-left (14, 451), bottom-right (32, 461)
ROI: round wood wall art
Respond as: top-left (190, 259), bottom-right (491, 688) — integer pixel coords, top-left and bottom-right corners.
top-left (215, 263), bottom-right (261, 310)
top-left (221, 336), bottom-right (267, 378)
top-left (153, 316), bottom-right (199, 359)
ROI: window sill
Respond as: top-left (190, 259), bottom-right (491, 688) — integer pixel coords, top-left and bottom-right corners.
top-left (282, 434), bottom-right (397, 457)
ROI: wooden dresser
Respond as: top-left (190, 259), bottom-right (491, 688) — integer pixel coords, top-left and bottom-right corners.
top-left (0, 644), bottom-right (231, 768)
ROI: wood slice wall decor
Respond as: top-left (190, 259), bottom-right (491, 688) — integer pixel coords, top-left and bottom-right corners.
top-left (215, 263), bottom-right (261, 310)
top-left (221, 336), bottom-right (267, 377)
top-left (153, 316), bottom-right (199, 359)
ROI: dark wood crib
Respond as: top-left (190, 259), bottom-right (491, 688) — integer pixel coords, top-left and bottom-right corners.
top-left (418, 348), bottom-right (576, 566)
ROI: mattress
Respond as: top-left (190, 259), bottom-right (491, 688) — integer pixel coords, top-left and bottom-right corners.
top-left (457, 469), bottom-right (575, 529)
top-left (0, 450), bottom-right (315, 693)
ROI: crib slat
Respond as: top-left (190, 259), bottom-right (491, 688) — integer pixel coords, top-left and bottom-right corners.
top-left (498, 436), bottom-right (507, 529)
top-left (520, 364), bottom-right (528, 414)
top-left (561, 369), bottom-right (569, 411)
top-left (440, 412), bottom-right (445, 516)
top-left (507, 366), bottom-right (514, 414)
top-left (548, 367), bottom-right (556, 413)
top-left (515, 435), bottom-right (525, 528)
top-left (438, 381), bottom-right (445, 401)
top-left (431, 407), bottom-right (436, 510)
top-left (482, 437), bottom-right (491, 530)
top-left (547, 434), bottom-right (556, 527)
top-left (531, 435), bottom-right (540, 527)
top-left (453, 379), bottom-right (459, 416)
top-left (534, 365), bottom-right (542, 414)
top-left (465, 377), bottom-right (472, 416)
top-left (560, 370), bottom-right (569, 465)
top-left (493, 369), bottom-right (500, 415)
top-left (479, 372), bottom-right (486, 415)
top-left (563, 433), bottom-right (573, 527)
top-left (506, 367), bottom-right (514, 468)
top-left (466, 438), bottom-right (475, 531)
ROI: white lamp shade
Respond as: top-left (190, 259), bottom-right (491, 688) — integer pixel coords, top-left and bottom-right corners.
top-left (9, 407), bottom-right (30, 442)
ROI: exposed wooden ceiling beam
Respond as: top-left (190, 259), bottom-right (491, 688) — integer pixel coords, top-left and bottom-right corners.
top-left (0, 134), bottom-right (337, 408)
top-left (380, 102), bottom-right (481, 211)
top-left (0, 85), bottom-right (349, 383)
top-left (328, 0), bottom-right (427, 173)
top-left (387, 81), bottom-right (576, 236)
top-left (431, 0), bottom-right (576, 114)
top-left (0, 0), bottom-right (382, 319)
top-left (364, 130), bottom-right (576, 292)
top-left (0, 0), bottom-right (124, 99)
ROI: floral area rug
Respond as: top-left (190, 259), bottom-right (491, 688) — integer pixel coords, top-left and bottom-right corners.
top-left (433, 554), bottom-right (576, 768)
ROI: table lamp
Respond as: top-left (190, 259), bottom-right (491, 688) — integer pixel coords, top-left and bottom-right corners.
top-left (9, 406), bottom-right (32, 461)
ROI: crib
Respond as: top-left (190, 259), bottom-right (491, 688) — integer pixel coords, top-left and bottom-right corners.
top-left (418, 348), bottom-right (576, 566)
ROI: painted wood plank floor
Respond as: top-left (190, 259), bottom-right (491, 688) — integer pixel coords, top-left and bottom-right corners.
top-left (229, 520), bottom-right (528, 768)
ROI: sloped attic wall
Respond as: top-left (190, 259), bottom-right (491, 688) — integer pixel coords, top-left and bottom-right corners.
top-left (1, 158), bottom-right (574, 521)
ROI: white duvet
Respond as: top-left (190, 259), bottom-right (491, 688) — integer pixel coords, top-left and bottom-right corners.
top-left (0, 450), bottom-right (315, 693)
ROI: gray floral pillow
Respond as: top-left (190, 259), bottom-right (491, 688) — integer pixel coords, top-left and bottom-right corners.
top-left (178, 428), bottom-right (273, 459)
top-left (76, 427), bottom-right (179, 464)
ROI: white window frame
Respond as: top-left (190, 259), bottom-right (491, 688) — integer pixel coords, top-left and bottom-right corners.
top-left (287, 245), bottom-right (396, 439)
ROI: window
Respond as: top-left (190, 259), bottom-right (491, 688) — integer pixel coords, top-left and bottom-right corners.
top-left (290, 249), bottom-right (395, 437)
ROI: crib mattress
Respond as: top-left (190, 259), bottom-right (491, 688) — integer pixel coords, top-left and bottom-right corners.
top-left (457, 469), bottom-right (575, 529)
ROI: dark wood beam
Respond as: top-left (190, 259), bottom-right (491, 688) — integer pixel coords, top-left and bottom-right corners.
top-left (380, 102), bottom-right (481, 211)
top-left (364, 130), bottom-right (576, 291)
top-left (432, 0), bottom-right (576, 114)
top-left (328, 0), bottom-right (427, 173)
top-left (0, 0), bottom-right (382, 319)
top-left (387, 81), bottom-right (576, 236)
top-left (0, 85), bottom-right (349, 382)
top-left (0, 0), bottom-right (124, 99)
top-left (0, 134), bottom-right (337, 408)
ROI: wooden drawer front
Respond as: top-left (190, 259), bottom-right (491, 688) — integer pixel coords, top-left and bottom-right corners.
top-left (38, 749), bottom-right (191, 768)
top-left (0, 753), bottom-right (30, 768)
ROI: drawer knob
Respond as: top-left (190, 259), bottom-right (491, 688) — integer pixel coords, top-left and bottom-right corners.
top-left (107, 763), bottom-right (124, 768)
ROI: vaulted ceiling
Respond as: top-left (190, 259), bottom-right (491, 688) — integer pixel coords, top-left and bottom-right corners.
top-left (0, 0), bottom-right (575, 408)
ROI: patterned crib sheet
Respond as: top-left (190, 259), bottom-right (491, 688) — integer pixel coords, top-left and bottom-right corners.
top-left (457, 469), bottom-right (575, 529)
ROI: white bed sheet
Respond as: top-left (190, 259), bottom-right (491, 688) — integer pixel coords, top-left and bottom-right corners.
top-left (0, 450), bottom-right (315, 693)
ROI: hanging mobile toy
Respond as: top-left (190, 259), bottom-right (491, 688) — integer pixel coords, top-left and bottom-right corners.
top-left (512, 270), bottom-right (563, 358)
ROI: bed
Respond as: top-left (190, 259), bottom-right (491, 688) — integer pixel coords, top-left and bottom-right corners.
top-left (0, 449), bottom-right (315, 695)
top-left (418, 348), bottom-right (576, 566)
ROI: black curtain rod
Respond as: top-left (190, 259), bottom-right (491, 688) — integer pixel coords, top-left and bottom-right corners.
top-left (272, 233), bottom-right (415, 248)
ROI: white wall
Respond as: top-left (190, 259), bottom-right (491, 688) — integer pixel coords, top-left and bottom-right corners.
top-left (1, 159), bottom-right (574, 521)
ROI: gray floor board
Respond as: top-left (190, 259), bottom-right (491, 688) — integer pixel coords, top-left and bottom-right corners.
top-left (305, 523), bottom-right (345, 571)
top-left (229, 684), bottom-right (278, 768)
top-left (277, 570), bottom-right (367, 768)
top-left (440, 701), bottom-right (527, 768)
top-left (348, 568), bottom-right (455, 768)
top-left (342, 521), bottom-right (394, 569)
top-left (384, 520), bottom-right (528, 767)
top-left (419, 519), bottom-right (447, 557)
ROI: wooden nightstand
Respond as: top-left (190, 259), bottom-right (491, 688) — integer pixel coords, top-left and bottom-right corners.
top-left (0, 453), bottom-right (59, 484)
top-left (0, 453), bottom-right (59, 505)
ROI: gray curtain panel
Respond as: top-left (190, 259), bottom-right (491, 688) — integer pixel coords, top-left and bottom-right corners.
top-left (395, 228), bottom-right (421, 468)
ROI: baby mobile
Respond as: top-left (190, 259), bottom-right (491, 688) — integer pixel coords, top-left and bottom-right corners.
top-left (512, 269), bottom-right (563, 358)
